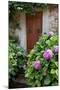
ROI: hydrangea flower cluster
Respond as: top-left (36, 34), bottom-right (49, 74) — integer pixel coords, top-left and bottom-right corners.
top-left (54, 46), bottom-right (59, 54)
top-left (43, 49), bottom-right (53, 60)
top-left (34, 60), bottom-right (41, 70)
top-left (48, 31), bottom-right (54, 37)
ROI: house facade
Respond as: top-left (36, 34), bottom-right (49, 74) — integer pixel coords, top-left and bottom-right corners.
top-left (9, 4), bottom-right (58, 53)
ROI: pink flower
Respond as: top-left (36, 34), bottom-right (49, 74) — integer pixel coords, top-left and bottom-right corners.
top-left (48, 31), bottom-right (54, 37)
top-left (54, 46), bottom-right (59, 54)
top-left (34, 60), bottom-right (41, 70)
top-left (43, 49), bottom-right (53, 60)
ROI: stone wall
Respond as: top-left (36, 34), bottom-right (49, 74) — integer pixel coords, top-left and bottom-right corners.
top-left (48, 6), bottom-right (58, 33)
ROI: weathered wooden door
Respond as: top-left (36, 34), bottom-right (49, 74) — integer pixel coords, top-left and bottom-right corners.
top-left (26, 12), bottom-right (42, 52)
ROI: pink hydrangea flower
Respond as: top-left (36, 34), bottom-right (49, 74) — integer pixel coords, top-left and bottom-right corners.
top-left (48, 31), bottom-right (54, 37)
top-left (34, 60), bottom-right (41, 70)
top-left (43, 49), bottom-right (53, 60)
top-left (54, 46), bottom-right (59, 54)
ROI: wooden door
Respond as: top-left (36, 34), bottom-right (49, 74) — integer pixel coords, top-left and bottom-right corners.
top-left (26, 12), bottom-right (42, 52)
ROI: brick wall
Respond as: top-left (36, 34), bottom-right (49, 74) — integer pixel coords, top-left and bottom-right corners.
top-left (48, 6), bottom-right (58, 33)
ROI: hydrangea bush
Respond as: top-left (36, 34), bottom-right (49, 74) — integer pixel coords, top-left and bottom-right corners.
top-left (9, 40), bottom-right (26, 80)
top-left (25, 32), bottom-right (58, 87)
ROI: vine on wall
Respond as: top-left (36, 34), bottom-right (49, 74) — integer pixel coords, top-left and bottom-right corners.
top-left (9, 1), bottom-right (48, 28)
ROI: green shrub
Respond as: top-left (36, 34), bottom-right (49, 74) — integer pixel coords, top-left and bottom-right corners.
top-left (25, 32), bottom-right (58, 87)
top-left (9, 40), bottom-right (26, 80)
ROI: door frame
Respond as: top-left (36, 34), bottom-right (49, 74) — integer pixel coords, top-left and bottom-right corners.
top-left (19, 10), bottom-right (49, 53)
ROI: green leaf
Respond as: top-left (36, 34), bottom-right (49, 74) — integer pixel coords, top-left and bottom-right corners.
top-left (39, 74), bottom-right (43, 80)
top-left (42, 35), bottom-right (48, 41)
top-left (50, 69), bottom-right (55, 74)
top-left (55, 70), bottom-right (58, 76)
top-left (35, 80), bottom-right (41, 86)
top-left (52, 82), bottom-right (58, 86)
top-left (46, 40), bottom-right (51, 46)
top-left (25, 73), bottom-right (29, 78)
top-left (54, 62), bottom-right (58, 67)
top-left (44, 75), bottom-right (51, 85)
top-left (11, 71), bottom-right (16, 76)
top-left (50, 35), bottom-right (58, 45)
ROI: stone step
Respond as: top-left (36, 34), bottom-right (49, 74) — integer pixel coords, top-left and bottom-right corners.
top-left (16, 73), bottom-right (27, 84)
top-left (9, 73), bottom-right (30, 88)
